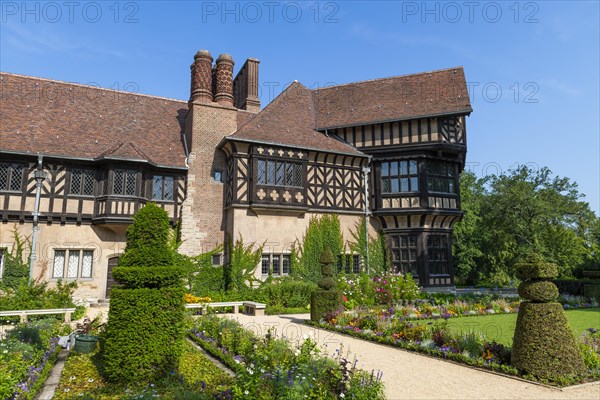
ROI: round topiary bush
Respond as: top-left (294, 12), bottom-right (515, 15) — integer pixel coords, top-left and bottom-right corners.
top-left (511, 254), bottom-right (585, 380)
top-left (517, 280), bottom-right (559, 303)
top-left (310, 249), bottom-right (342, 322)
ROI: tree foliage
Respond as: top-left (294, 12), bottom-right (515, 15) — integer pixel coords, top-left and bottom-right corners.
top-left (224, 235), bottom-right (263, 292)
top-left (453, 167), bottom-right (598, 285)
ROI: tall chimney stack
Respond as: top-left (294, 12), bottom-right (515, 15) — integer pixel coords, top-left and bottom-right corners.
top-left (190, 50), bottom-right (213, 103)
top-left (214, 54), bottom-right (235, 106)
top-left (233, 58), bottom-right (260, 112)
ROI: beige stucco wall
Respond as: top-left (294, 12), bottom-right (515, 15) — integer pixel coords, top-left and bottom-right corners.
top-left (227, 208), bottom-right (379, 280)
top-left (0, 222), bottom-right (126, 302)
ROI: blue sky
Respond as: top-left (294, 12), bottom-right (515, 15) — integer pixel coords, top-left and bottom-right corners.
top-left (1, 1), bottom-right (598, 214)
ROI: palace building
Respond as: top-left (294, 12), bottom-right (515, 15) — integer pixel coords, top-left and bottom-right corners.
top-left (0, 50), bottom-right (472, 301)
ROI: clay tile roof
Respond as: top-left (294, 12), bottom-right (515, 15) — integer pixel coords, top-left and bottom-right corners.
top-left (312, 67), bottom-right (472, 129)
top-left (228, 82), bottom-right (363, 155)
top-left (0, 72), bottom-right (188, 168)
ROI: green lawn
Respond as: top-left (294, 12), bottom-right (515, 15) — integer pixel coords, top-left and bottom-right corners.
top-left (418, 308), bottom-right (600, 346)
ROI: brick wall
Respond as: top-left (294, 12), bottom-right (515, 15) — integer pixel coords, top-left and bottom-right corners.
top-left (179, 102), bottom-right (239, 255)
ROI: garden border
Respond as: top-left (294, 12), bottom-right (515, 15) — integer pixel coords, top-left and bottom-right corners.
top-left (305, 320), bottom-right (598, 389)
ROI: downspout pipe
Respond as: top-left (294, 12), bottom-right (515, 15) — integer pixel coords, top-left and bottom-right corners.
top-left (362, 157), bottom-right (372, 274)
top-left (29, 154), bottom-right (46, 283)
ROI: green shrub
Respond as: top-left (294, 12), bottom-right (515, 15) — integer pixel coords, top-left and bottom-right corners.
top-left (224, 235), bottom-right (262, 292)
top-left (584, 285), bottom-right (600, 301)
top-left (0, 280), bottom-right (78, 313)
top-left (554, 279), bottom-right (586, 296)
top-left (259, 278), bottom-right (316, 308)
top-left (512, 255), bottom-right (585, 380)
top-left (518, 280), bottom-right (559, 302)
top-left (515, 258), bottom-right (558, 281)
top-left (103, 203), bottom-right (185, 384)
top-left (188, 247), bottom-right (225, 294)
top-left (112, 266), bottom-right (186, 289)
top-left (103, 286), bottom-right (186, 383)
top-left (511, 302), bottom-right (585, 379)
top-left (0, 228), bottom-right (31, 290)
top-left (311, 249), bottom-right (342, 322)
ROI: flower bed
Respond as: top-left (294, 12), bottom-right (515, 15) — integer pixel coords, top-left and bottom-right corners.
top-left (0, 318), bottom-right (66, 399)
top-left (53, 341), bottom-right (234, 399)
top-left (344, 294), bottom-right (598, 321)
top-left (190, 315), bottom-right (386, 399)
top-left (312, 307), bottom-right (600, 386)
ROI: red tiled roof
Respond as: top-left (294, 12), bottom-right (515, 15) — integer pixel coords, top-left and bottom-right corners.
top-left (312, 67), bottom-right (472, 129)
top-left (228, 82), bottom-right (363, 155)
top-left (0, 72), bottom-right (188, 168)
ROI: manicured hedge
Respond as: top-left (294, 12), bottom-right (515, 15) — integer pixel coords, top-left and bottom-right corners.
top-left (103, 286), bottom-right (186, 383)
top-left (112, 266), bottom-right (186, 289)
top-left (515, 262), bottom-right (558, 281)
top-left (554, 279), bottom-right (585, 296)
top-left (518, 280), bottom-right (559, 302)
top-left (511, 302), bottom-right (585, 379)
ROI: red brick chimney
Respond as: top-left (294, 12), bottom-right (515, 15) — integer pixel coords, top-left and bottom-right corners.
top-left (190, 50), bottom-right (213, 103)
top-left (214, 54), bottom-right (235, 106)
top-left (233, 58), bottom-right (260, 112)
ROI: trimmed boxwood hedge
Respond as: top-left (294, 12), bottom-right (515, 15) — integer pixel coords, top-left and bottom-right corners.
top-left (103, 203), bottom-right (186, 384)
top-left (517, 280), bottom-right (559, 302)
top-left (112, 266), bottom-right (186, 289)
top-left (515, 262), bottom-right (558, 281)
top-left (511, 302), bottom-right (585, 379)
top-left (102, 286), bottom-right (186, 383)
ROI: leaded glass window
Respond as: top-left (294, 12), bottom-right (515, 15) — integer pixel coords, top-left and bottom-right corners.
top-left (0, 163), bottom-right (24, 192)
top-left (256, 159), bottom-right (303, 188)
top-left (70, 168), bottom-right (95, 196)
top-left (391, 235), bottom-right (418, 276)
top-left (53, 250), bottom-right (94, 279)
top-left (152, 176), bottom-right (174, 201)
top-left (113, 169), bottom-right (137, 196)
top-left (53, 250), bottom-right (66, 278)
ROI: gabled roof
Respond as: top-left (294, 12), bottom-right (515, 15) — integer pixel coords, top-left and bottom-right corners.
top-left (312, 67), bottom-right (472, 129)
top-left (227, 82), bottom-right (363, 155)
top-left (0, 72), bottom-right (188, 168)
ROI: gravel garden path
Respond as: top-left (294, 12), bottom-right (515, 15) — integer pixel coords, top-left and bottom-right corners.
top-left (227, 313), bottom-right (600, 400)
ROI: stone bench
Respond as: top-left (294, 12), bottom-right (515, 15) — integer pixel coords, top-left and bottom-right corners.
top-left (243, 301), bottom-right (266, 316)
top-left (0, 308), bottom-right (77, 323)
top-left (186, 301), bottom-right (244, 314)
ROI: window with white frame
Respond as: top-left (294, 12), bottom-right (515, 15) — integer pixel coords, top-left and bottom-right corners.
top-left (52, 250), bottom-right (94, 279)
top-left (261, 254), bottom-right (292, 276)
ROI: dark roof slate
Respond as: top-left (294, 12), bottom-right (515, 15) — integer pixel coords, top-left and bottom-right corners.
top-left (228, 82), bottom-right (363, 155)
top-left (312, 67), bottom-right (472, 129)
top-left (0, 72), bottom-right (188, 168)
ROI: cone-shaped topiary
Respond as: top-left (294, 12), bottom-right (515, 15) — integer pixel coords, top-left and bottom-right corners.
top-left (511, 253), bottom-right (584, 380)
top-left (311, 248), bottom-right (342, 322)
top-left (103, 203), bottom-right (185, 384)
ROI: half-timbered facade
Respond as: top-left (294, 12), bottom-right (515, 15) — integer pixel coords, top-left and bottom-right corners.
top-left (0, 49), bottom-right (471, 300)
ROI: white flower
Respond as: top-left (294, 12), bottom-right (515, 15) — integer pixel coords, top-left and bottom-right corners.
top-left (69, 376), bottom-right (76, 381)
top-left (87, 378), bottom-right (94, 383)
top-left (245, 390), bottom-right (249, 395)
top-left (64, 389), bottom-right (70, 393)
top-left (340, 393), bottom-right (345, 398)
